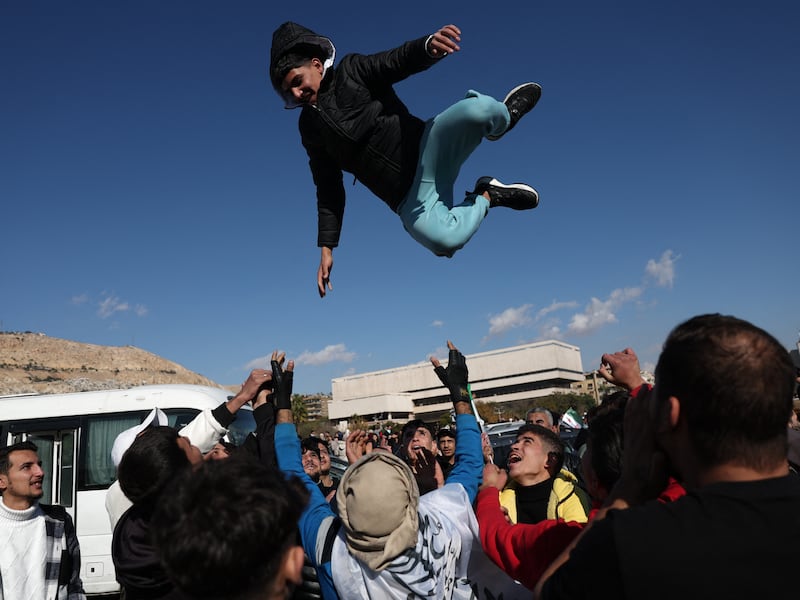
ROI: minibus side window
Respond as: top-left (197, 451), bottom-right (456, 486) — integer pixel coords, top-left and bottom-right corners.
top-left (81, 414), bottom-right (142, 488)
top-left (60, 431), bottom-right (75, 506)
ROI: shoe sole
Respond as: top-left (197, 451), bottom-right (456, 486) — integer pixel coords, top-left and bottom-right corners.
top-left (502, 82), bottom-right (542, 104)
top-left (487, 82), bottom-right (542, 141)
top-left (475, 177), bottom-right (539, 210)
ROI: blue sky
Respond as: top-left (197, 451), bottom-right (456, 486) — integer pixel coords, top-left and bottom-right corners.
top-left (2, 1), bottom-right (798, 394)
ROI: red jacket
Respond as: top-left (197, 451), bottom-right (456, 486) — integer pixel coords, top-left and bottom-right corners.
top-left (475, 487), bottom-right (584, 590)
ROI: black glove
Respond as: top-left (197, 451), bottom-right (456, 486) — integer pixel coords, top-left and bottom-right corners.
top-left (271, 359), bottom-right (293, 411)
top-left (434, 347), bottom-right (470, 404)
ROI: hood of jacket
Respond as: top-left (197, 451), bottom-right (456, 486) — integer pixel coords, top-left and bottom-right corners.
top-left (269, 21), bottom-right (336, 108)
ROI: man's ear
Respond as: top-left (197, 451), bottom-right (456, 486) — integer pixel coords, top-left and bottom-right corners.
top-left (0, 474), bottom-right (7, 492)
top-left (311, 57), bottom-right (323, 73)
top-left (667, 396), bottom-right (681, 429)
top-left (281, 545), bottom-right (305, 586)
top-left (545, 451), bottom-right (560, 475)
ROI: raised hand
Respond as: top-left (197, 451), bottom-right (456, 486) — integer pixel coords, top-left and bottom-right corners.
top-left (270, 351), bottom-right (294, 410)
top-left (430, 340), bottom-right (470, 404)
top-left (598, 348), bottom-right (646, 391)
top-left (426, 24), bottom-right (461, 57)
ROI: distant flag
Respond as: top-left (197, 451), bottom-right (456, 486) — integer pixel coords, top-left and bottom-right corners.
top-left (560, 408), bottom-right (584, 429)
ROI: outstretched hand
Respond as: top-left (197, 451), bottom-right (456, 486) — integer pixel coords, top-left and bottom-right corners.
top-left (427, 24), bottom-right (461, 57)
top-left (407, 447), bottom-right (440, 494)
top-left (270, 351), bottom-right (294, 410)
top-left (345, 429), bottom-right (367, 464)
top-left (598, 348), bottom-right (647, 391)
top-left (430, 340), bottom-right (470, 404)
top-left (317, 247), bottom-right (333, 298)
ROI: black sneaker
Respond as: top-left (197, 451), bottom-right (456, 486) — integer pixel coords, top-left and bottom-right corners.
top-left (472, 176), bottom-right (539, 210)
top-left (487, 82), bottom-right (542, 141)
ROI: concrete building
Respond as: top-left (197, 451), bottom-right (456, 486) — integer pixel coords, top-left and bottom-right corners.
top-left (301, 394), bottom-right (331, 421)
top-left (328, 340), bottom-right (584, 425)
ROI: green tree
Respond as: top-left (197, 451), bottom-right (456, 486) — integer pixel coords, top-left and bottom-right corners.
top-left (291, 394), bottom-right (308, 423)
top-left (348, 414), bottom-right (368, 431)
top-left (475, 401), bottom-right (498, 424)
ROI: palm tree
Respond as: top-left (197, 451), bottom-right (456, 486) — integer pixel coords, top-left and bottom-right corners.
top-left (291, 394), bottom-right (308, 423)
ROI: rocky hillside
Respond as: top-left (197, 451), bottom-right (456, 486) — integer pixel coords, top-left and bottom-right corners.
top-left (0, 332), bottom-right (222, 396)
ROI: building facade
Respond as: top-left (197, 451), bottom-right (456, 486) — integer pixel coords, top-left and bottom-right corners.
top-left (328, 340), bottom-right (584, 425)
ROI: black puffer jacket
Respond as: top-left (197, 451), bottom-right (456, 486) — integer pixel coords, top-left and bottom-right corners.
top-left (270, 22), bottom-right (442, 248)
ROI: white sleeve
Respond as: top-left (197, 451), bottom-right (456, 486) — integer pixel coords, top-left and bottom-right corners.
top-left (179, 409), bottom-right (228, 453)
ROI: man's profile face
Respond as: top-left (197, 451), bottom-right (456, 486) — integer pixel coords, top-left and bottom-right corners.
top-left (282, 58), bottom-right (324, 105)
top-left (0, 449), bottom-right (45, 508)
top-left (302, 448), bottom-right (321, 481)
top-left (438, 435), bottom-right (456, 458)
top-left (507, 432), bottom-right (550, 486)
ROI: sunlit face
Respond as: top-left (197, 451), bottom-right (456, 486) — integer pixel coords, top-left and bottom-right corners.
top-left (438, 435), bottom-right (456, 459)
top-left (507, 433), bottom-right (550, 486)
top-left (281, 58), bottom-right (324, 105)
top-left (302, 448), bottom-right (321, 481)
top-left (203, 442), bottom-right (231, 462)
top-left (404, 427), bottom-right (436, 456)
top-left (316, 443), bottom-right (331, 475)
top-left (0, 449), bottom-right (45, 509)
top-left (177, 436), bottom-right (203, 466)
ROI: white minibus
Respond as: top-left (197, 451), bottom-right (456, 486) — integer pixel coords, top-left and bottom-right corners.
top-left (0, 384), bottom-right (255, 597)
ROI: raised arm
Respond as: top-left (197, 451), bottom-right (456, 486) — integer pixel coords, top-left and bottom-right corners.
top-left (430, 341), bottom-right (482, 502)
top-left (271, 352), bottom-right (339, 600)
top-left (348, 24), bottom-right (461, 85)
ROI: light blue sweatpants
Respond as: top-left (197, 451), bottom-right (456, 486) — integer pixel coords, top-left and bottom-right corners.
top-left (398, 89), bottom-right (510, 257)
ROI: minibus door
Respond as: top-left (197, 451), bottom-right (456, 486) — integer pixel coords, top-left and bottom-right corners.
top-left (8, 426), bottom-right (79, 521)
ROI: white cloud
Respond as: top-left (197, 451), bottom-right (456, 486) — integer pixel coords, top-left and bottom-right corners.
top-left (71, 294), bottom-right (88, 305)
top-left (96, 294), bottom-right (148, 319)
top-left (431, 320), bottom-right (444, 328)
top-left (295, 344), bottom-right (356, 366)
top-left (540, 324), bottom-right (563, 339)
top-left (97, 296), bottom-right (130, 319)
top-left (567, 287), bottom-right (642, 335)
top-left (486, 304), bottom-right (533, 338)
top-left (535, 300), bottom-right (578, 321)
top-left (645, 250), bottom-right (678, 288)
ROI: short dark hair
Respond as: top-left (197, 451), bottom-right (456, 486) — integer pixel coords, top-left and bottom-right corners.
top-left (516, 424), bottom-right (565, 473)
top-left (586, 404), bottom-right (626, 492)
top-left (436, 428), bottom-right (455, 442)
top-left (270, 49), bottom-right (322, 89)
top-left (117, 426), bottom-right (191, 508)
top-left (401, 419), bottom-right (434, 440)
top-left (655, 314), bottom-right (794, 470)
top-left (0, 441), bottom-right (38, 476)
top-left (301, 437), bottom-right (321, 458)
top-left (152, 454), bottom-right (308, 599)
top-left (586, 390), bottom-right (631, 425)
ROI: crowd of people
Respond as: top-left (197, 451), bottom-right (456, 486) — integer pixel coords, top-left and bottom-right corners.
top-left (2, 313), bottom-right (800, 599)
